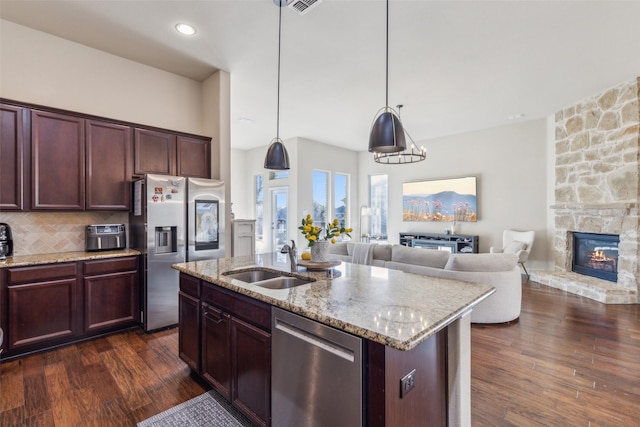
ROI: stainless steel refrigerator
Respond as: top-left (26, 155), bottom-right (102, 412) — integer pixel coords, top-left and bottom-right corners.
top-left (129, 174), bottom-right (225, 332)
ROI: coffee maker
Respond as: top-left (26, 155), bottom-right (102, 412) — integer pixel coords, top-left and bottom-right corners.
top-left (0, 223), bottom-right (14, 259)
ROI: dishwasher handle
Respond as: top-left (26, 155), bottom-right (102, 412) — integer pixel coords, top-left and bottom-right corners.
top-left (275, 318), bottom-right (355, 362)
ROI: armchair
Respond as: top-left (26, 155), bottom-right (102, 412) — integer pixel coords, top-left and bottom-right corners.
top-left (490, 230), bottom-right (535, 278)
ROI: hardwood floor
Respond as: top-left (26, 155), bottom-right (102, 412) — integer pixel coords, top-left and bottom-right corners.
top-left (1, 280), bottom-right (638, 426)
top-left (0, 328), bottom-right (209, 426)
top-left (471, 280), bottom-right (640, 426)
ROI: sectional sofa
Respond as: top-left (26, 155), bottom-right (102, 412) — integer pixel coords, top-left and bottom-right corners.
top-left (329, 242), bottom-right (522, 324)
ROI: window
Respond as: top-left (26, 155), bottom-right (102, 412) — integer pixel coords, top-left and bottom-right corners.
top-left (254, 174), bottom-right (263, 240)
top-left (312, 170), bottom-right (329, 229)
top-left (334, 173), bottom-right (349, 228)
top-left (270, 171), bottom-right (288, 180)
top-left (369, 174), bottom-right (388, 239)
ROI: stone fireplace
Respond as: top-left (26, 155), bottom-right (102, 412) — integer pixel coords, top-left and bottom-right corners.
top-left (531, 77), bottom-right (639, 304)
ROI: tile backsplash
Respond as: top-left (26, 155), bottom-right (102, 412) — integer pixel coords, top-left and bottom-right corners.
top-left (0, 212), bottom-right (128, 256)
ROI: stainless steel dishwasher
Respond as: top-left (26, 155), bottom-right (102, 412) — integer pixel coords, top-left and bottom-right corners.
top-left (272, 307), bottom-right (363, 427)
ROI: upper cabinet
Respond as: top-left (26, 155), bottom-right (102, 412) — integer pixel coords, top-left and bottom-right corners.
top-left (134, 128), bottom-right (176, 176)
top-left (1, 99), bottom-right (212, 211)
top-left (86, 120), bottom-right (132, 210)
top-left (0, 104), bottom-right (27, 210)
top-left (134, 129), bottom-right (211, 179)
top-left (176, 135), bottom-right (211, 179)
top-left (31, 109), bottom-right (85, 210)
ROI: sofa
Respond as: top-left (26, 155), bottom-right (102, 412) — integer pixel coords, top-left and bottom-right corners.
top-left (329, 242), bottom-right (522, 324)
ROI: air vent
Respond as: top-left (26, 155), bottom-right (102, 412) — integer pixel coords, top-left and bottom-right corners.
top-left (288, 0), bottom-right (322, 15)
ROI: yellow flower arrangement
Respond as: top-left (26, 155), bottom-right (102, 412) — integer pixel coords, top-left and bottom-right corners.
top-left (299, 214), bottom-right (352, 247)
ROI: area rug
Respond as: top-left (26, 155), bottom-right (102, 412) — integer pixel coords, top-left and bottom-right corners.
top-left (137, 389), bottom-right (254, 427)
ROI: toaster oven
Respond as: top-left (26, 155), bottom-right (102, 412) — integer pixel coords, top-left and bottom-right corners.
top-left (86, 224), bottom-right (126, 251)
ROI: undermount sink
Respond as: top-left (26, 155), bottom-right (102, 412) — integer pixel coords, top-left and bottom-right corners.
top-left (223, 268), bottom-right (315, 289)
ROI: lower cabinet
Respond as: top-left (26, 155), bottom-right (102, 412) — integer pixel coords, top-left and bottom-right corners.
top-left (83, 257), bottom-right (138, 333)
top-left (6, 263), bottom-right (80, 350)
top-left (1, 256), bottom-right (139, 358)
top-left (178, 274), bottom-right (271, 427)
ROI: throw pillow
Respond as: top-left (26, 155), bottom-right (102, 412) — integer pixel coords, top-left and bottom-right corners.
top-left (503, 240), bottom-right (527, 254)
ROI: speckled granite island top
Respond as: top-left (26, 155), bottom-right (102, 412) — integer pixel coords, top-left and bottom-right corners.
top-left (173, 252), bottom-right (494, 351)
top-left (0, 249), bottom-right (141, 268)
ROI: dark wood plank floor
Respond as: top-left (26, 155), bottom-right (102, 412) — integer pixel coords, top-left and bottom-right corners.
top-left (1, 280), bottom-right (638, 426)
top-left (472, 280), bottom-right (640, 427)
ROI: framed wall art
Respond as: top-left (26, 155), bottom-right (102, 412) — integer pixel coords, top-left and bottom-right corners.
top-left (402, 176), bottom-right (477, 222)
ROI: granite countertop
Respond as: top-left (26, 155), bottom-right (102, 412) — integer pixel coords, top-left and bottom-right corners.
top-left (0, 249), bottom-right (141, 268)
top-left (172, 252), bottom-right (495, 351)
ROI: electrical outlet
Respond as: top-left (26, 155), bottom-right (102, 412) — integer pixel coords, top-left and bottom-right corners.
top-left (400, 369), bottom-right (416, 398)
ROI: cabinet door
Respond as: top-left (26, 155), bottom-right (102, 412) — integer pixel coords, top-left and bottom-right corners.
top-left (176, 135), bottom-right (211, 178)
top-left (0, 104), bottom-right (26, 210)
top-left (201, 303), bottom-right (232, 399)
top-left (179, 291), bottom-right (200, 372)
top-left (7, 278), bottom-right (79, 350)
top-left (84, 270), bottom-right (138, 333)
top-left (86, 120), bottom-right (132, 210)
top-left (232, 317), bottom-right (271, 427)
top-left (31, 110), bottom-right (85, 210)
top-left (134, 128), bottom-right (176, 176)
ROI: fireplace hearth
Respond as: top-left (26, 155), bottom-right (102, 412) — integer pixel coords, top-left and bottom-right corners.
top-left (572, 232), bottom-right (619, 282)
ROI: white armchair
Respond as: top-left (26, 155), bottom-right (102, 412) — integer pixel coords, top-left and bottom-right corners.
top-left (490, 230), bottom-right (535, 278)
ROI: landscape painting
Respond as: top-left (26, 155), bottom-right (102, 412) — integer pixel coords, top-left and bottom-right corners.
top-left (402, 176), bottom-right (477, 222)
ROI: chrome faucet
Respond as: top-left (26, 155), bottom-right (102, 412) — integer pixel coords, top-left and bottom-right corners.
top-left (281, 240), bottom-right (298, 272)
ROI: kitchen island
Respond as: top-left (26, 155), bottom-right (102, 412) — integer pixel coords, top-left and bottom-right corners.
top-left (173, 252), bottom-right (494, 427)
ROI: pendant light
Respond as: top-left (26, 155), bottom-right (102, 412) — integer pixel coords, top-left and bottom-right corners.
top-left (374, 105), bottom-right (426, 164)
top-left (264, 0), bottom-right (291, 170)
top-left (368, 0), bottom-right (406, 155)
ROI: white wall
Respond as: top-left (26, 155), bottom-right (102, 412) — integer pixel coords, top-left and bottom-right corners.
top-left (358, 119), bottom-right (550, 269)
top-left (234, 138), bottom-right (358, 254)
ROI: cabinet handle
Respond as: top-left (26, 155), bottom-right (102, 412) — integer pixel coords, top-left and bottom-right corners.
top-left (203, 311), bottom-right (226, 324)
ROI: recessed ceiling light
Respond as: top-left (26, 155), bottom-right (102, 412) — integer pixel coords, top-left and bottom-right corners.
top-left (507, 113), bottom-right (526, 120)
top-left (175, 23), bottom-right (196, 36)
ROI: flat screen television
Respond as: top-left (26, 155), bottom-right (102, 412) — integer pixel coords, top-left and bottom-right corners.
top-left (402, 176), bottom-right (477, 222)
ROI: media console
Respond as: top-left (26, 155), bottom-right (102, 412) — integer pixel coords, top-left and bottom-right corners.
top-left (399, 232), bottom-right (479, 254)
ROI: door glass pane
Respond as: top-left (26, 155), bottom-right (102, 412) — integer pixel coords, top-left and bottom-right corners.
top-left (272, 188), bottom-right (288, 252)
top-left (312, 171), bottom-right (328, 229)
top-left (255, 175), bottom-right (263, 240)
top-left (369, 175), bottom-right (388, 239)
top-left (334, 173), bottom-right (349, 228)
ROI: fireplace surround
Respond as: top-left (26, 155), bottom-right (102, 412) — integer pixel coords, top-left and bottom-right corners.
top-left (530, 77), bottom-right (639, 304)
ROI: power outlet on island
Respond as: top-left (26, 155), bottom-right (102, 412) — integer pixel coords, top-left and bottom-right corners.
top-left (400, 368), bottom-right (416, 398)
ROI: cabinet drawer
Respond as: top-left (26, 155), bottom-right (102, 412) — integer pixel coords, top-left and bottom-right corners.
top-left (7, 263), bottom-right (77, 284)
top-left (202, 282), bottom-right (271, 331)
top-left (180, 273), bottom-right (200, 298)
top-left (83, 256), bottom-right (137, 276)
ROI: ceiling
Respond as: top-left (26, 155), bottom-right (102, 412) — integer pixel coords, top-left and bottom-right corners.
top-left (2, 0), bottom-right (640, 152)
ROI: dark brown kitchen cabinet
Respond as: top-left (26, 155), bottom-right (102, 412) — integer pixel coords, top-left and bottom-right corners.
top-left (5, 263), bottom-right (80, 351)
top-left (0, 103), bottom-right (27, 210)
top-left (177, 135), bottom-right (211, 178)
top-left (31, 109), bottom-right (85, 210)
top-left (85, 120), bottom-right (132, 210)
top-left (179, 273), bottom-right (201, 372)
top-left (231, 317), bottom-right (271, 427)
top-left (1, 255), bottom-right (140, 360)
top-left (133, 128), bottom-right (176, 176)
top-left (196, 280), bottom-right (271, 427)
top-left (201, 303), bottom-right (232, 399)
top-left (83, 257), bottom-right (139, 332)
top-left (134, 129), bottom-right (212, 178)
